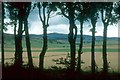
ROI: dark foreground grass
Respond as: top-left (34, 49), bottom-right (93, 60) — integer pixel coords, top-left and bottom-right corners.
top-left (2, 65), bottom-right (120, 80)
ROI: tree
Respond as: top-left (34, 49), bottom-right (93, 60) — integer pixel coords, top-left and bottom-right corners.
top-left (76, 2), bottom-right (89, 72)
top-left (57, 2), bottom-right (77, 71)
top-left (88, 2), bottom-right (99, 73)
top-left (100, 2), bottom-right (113, 73)
top-left (6, 2), bottom-right (26, 67)
top-left (23, 2), bottom-right (33, 68)
top-left (114, 2), bottom-right (120, 20)
top-left (13, 10), bottom-right (18, 66)
top-left (6, 2), bottom-right (18, 65)
top-left (2, 2), bottom-right (5, 68)
top-left (16, 3), bottom-right (24, 67)
top-left (6, 2), bottom-right (33, 68)
top-left (37, 2), bottom-right (57, 70)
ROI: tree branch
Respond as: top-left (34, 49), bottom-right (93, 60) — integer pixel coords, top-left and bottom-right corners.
top-left (43, 5), bottom-right (46, 25)
top-left (49, 11), bottom-right (56, 18)
top-left (60, 8), bottom-right (69, 19)
top-left (26, 3), bottom-right (31, 18)
top-left (38, 3), bottom-right (43, 23)
top-left (47, 10), bottom-right (52, 26)
top-left (101, 8), bottom-right (105, 24)
top-left (106, 5), bottom-right (113, 25)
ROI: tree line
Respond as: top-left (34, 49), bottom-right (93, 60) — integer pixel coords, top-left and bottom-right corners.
top-left (1, 2), bottom-right (120, 73)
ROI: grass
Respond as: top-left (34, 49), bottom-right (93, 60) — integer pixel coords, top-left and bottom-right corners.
top-left (3, 34), bottom-right (119, 80)
top-left (4, 33), bottom-right (118, 48)
top-left (4, 36), bottom-right (118, 53)
top-left (4, 48), bottom-right (118, 52)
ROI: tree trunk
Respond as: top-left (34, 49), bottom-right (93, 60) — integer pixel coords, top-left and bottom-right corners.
top-left (102, 23), bottom-right (108, 73)
top-left (101, 4), bottom-right (112, 73)
top-left (24, 18), bottom-right (33, 68)
top-left (68, 3), bottom-right (77, 71)
top-left (91, 20), bottom-right (96, 74)
top-left (77, 21), bottom-right (83, 72)
top-left (39, 27), bottom-right (47, 70)
top-left (69, 38), bottom-right (76, 71)
top-left (2, 2), bottom-right (4, 68)
top-left (14, 20), bottom-right (18, 65)
top-left (16, 17), bottom-right (23, 67)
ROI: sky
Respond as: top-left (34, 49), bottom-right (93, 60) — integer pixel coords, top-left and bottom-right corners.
top-left (5, 7), bottom-right (119, 37)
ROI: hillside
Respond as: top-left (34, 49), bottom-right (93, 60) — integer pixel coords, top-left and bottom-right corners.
top-left (4, 33), bottom-right (118, 48)
top-left (29, 33), bottom-right (119, 42)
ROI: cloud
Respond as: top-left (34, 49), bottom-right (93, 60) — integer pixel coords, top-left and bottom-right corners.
top-left (4, 6), bottom-right (119, 37)
top-left (49, 15), bottom-right (69, 26)
top-left (107, 25), bottom-right (118, 37)
top-left (28, 17), bottom-right (118, 37)
top-left (29, 21), bottom-right (43, 34)
top-left (28, 7), bottom-right (40, 23)
top-left (48, 24), bottom-right (69, 34)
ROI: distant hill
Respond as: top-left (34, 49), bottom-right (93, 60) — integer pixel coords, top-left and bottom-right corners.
top-left (4, 32), bottom-right (119, 42)
top-left (3, 33), bottom-right (119, 48)
top-left (50, 33), bottom-right (119, 41)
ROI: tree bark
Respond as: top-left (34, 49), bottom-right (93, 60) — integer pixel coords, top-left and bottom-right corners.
top-left (91, 20), bottom-right (96, 74)
top-left (67, 3), bottom-right (77, 71)
top-left (69, 37), bottom-right (76, 71)
top-left (16, 16), bottom-right (23, 67)
top-left (102, 23), bottom-right (108, 73)
top-left (101, 4), bottom-right (112, 73)
top-left (2, 2), bottom-right (4, 69)
top-left (77, 21), bottom-right (83, 72)
top-left (39, 26), bottom-right (47, 70)
top-left (24, 18), bottom-right (33, 68)
top-left (14, 20), bottom-right (18, 65)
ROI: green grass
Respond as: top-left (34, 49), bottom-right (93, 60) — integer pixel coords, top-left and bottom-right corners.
top-left (4, 34), bottom-right (118, 48)
top-left (4, 48), bottom-right (118, 52)
top-left (4, 34), bottom-right (118, 53)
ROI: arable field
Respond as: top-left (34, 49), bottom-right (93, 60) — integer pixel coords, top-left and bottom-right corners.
top-left (4, 46), bottom-right (119, 72)
top-left (2, 33), bottom-right (119, 72)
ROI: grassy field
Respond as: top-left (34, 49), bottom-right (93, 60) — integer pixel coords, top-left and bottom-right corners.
top-left (4, 43), bottom-right (119, 72)
top-left (4, 52), bottom-right (118, 72)
top-left (4, 36), bottom-right (119, 52)
top-left (4, 47), bottom-right (118, 52)
top-left (3, 34), bottom-right (119, 73)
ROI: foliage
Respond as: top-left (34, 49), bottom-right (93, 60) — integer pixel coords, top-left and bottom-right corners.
top-left (113, 1), bottom-right (120, 22)
top-left (52, 53), bottom-right (85, 70)
top-left (3, 2), bottom-right (120, 75)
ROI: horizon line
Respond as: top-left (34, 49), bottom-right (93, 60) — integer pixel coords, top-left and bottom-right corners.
top-left (4, 32), bottom-right (119, 38)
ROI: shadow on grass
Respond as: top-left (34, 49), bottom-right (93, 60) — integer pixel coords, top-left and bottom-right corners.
top-left (2, 64), bottom-right (120, 80)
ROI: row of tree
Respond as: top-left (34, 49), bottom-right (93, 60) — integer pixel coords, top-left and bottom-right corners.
top-left (2, 2), bottom-right (120, 73)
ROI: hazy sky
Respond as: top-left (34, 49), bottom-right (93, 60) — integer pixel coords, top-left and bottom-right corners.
top-left (5, 7), bottom-right (119, 37)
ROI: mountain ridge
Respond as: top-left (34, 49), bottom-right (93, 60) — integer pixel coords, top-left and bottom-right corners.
top-left (4, 32), bottom-right (119, 42)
